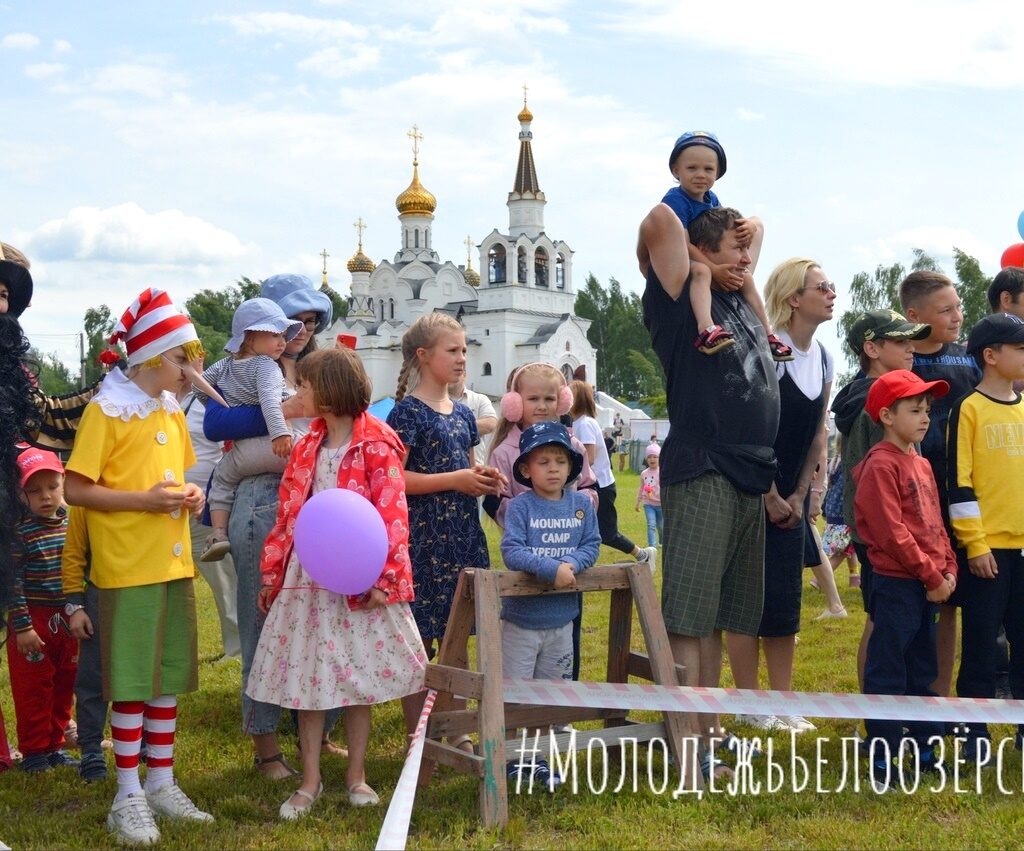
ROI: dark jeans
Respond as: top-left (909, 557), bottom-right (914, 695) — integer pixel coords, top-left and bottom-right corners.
top-left (863, 573), bottom-right (944, 753)
top-left (956, 548), bottom-right (1024, 739)
top-left (596, 482), bottom-right (636, 555)
top-left (75, 583), bottom-right (108, 754)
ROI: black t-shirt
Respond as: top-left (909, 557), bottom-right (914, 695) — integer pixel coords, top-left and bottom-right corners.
top-left (642, 269), bottom-right (780, 494)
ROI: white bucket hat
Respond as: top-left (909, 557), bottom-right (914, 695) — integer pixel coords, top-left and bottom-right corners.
top-left (225, 297), bottom-right (303, 354)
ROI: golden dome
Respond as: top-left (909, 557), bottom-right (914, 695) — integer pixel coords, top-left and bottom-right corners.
top-left (518, 103), bottom-right (533, 122)
top-left (395, 162), bottom-right (437, 217)
top-left (464, 265), bottom-right (480, 287)
top-left (347, 248), bottom-right (375, 274)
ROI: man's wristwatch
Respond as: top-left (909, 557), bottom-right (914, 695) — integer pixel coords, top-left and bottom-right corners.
top-left (64, 603), bottom-right (84, 617)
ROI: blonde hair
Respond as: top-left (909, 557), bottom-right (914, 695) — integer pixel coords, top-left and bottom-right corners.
top-left (487, 362), bottom-right (564, 464)
top-left (568, 380), bottom-right (596, 420)
top-left (139, 339), bottom-right (205, 370)
top-left (395, 312), bottom-right (464, 402)
top-left (764, 257), bottom-right (820, 331)
top-left (0, 242), bottom-right (29, 269)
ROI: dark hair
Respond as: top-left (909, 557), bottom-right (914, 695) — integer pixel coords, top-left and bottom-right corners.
top-left (972, 342), bottom-right (1003, 371)
top-left (295, 347), bottom-right (371, 417)
top-left (899, 271), bottom-right (953, 313)
top-left (887, 392), bottom-right (933, 416)
top-left (987, 267), bottom-right (1024, 312)
top-left (688, 207), bottom-right (743, 253)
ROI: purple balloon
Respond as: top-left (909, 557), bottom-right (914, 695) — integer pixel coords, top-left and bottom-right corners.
top-left (293, 488), bottom-right (388, 595)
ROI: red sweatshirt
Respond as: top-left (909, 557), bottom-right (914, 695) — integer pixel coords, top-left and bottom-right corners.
top-left (852, 440), bottom-right (957, 592)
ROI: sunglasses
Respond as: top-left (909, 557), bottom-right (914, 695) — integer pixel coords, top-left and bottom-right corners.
top-left (803, 280), bottom-right (837, 294)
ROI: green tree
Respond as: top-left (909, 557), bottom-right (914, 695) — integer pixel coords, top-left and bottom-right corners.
top-left (29, 348), bottom-right (77, 395)
top-left (82, 304), bottom-right (115, 386)
top-left (185, 277), bottom-right (262, 363)
top-left (952, 247), bottom-right (991, 333)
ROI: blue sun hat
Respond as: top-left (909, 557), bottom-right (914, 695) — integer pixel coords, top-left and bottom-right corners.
top-left (260, 273), bottom-right (334, 333)
top-left (225, 297), bottom-right (303, 354)
top-left (514, 422), bottom-right (584, 487)
top-left (668, 131), bottom-right (727, 177)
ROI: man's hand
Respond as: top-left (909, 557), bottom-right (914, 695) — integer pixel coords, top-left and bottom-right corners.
top-left (764, 491), bottom-right (793, 526)
top-left (968, 553), bottom-right (998, 579)
top-left (554, 562), bottom-right (576, 590)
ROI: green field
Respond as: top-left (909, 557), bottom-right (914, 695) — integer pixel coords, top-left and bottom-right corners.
top-left (3, 469), bottom-right (1024, 849)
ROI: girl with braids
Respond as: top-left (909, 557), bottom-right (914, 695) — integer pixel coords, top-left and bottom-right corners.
top-left (385, 313), bottom-right (504, 743)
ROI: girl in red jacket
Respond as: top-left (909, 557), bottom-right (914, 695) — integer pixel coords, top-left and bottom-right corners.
top-left (249, 347), bottom-right (427, 820)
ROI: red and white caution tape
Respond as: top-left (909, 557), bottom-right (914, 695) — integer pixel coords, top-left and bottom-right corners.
top-left (375, 689), bottom-right (436, 851)
top-left (502, 678), bottom-right (1024, 725)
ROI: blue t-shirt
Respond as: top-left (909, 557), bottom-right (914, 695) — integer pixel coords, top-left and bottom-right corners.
top-left (500, 490), bottom-right (600, 630)
top-left (660, 186), bottom-right (720, 228)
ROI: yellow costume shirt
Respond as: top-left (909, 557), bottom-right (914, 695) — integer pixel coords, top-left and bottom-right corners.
top-left (65, 370), bottom-right (197, 589)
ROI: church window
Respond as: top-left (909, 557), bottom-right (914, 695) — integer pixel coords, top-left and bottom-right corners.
top-left (488, 245), bottom-right (506, 284)
top-left (517, 247), bottom-right (527, 284)
top-left (482, 362), bottom-right (492, 376)
top-left (389, 298), bottom-right (395, 320)
top-left (565, 341), bottom-right (571, 352)
top-left (414, 229), bottom-right (419, 248)
top-left (379, 299), bottom-right (385, 320)
top-left (404, 230), bottom-right (409, 249)
top-left (556, 255), bottom-right (565, 289)
top-left (535, 248), bottom-right (549, 287)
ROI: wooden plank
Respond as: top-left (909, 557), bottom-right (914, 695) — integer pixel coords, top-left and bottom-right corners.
top-left (495, 562), bottom-right (633, 596)
top-left (473, 569), bottom-right (509, 828)
top-left (422, 739), bottom-right (485, 777)
top-left (627, 651), bottom-right (687, 687)
top-left (429, 705), bottom-right (616, 741)
top-left (605, 586), bottom-right (634, 728)
top-left (506, 721), bottom-right (669, 755)
top-left (627, 563), bottom-right (704, 794)
top-left (423, 664), bottom-right (484, 701)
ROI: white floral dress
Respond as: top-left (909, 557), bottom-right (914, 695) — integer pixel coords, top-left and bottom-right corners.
top-left (246, 444), bottom-right (427, 710)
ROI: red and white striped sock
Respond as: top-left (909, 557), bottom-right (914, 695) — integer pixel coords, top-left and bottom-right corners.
top-left (111, 701), bottom-right (145, 801)
top-left (142, 695), bottom-right (177, 793)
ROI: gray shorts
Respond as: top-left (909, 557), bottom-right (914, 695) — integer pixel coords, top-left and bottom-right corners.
top-left (661, 472), bottom-right (765, 637)
top-left (501, 620), bottom-right (573, 681)
top-left (208, 436), bottom-right (287, 514)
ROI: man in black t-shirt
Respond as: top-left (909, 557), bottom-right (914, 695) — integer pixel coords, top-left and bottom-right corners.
top-left (637, 205), bottom-right (780, 772)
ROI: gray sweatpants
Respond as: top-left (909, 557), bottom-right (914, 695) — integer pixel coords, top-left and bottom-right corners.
top-left (208, 436), bottom-right (287, 514)
top-left (74, 583), bottom-right (107, 754)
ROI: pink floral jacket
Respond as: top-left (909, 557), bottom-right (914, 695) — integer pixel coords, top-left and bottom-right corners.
top-left (260, 412), bottom-right (414, 610)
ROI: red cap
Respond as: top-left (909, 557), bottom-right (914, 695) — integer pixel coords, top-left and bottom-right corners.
top-left (16, 448), bottom-right (65, 488)
top-left (865, 369), bottom-right (949, 423)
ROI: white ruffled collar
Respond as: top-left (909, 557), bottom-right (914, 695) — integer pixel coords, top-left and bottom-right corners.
top-left (93, 369), bottom-right (182, 422)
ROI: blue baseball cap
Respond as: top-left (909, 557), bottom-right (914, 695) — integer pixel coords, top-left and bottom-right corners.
top-left (260, 273), bottom-right (334, 333)
top-left (514, 422), bottom-right (584, 487)
top-left (225, 298), bottom-right (303, 354)
top-left (966, 312), bottom-right (1024, 356)
top-left (669, 131), bottom-right (727, 178)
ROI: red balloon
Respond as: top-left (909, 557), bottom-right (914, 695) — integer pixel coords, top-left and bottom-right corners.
top-left (1001, 243), bottom-right (1024, 269)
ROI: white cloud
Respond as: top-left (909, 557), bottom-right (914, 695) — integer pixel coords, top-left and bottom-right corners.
top-left (25, 203), bottom-right (251, 265)
top-left (25, 63), bottom-right (65, 79)
top-left (297, 44), bottom-right (380, 77)
top-left (602, 0), bottom-right (1024, 88)
top-left (53, 39), bottom-right (71, 54)
top-left (91, 64), bottom-right (188, 98)
top-left (214, 12), bottom-right (367, 43)
top-left (1, 32), bottom-right (40, 50)
top-left (736, 107), bottom-right (764, 122)
top-left (857, 226), bottom-right (1000, 274)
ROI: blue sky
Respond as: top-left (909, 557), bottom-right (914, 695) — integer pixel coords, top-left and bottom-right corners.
top-left (4, 1), bottom-right (1024, 373)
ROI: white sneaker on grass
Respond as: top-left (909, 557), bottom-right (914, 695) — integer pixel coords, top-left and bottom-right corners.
top-left (145, 783), bottom-right (214, 822)
top-left (636, 546), bottom-right (658, 573)
top-left (781, 715), bottom-right (817, 733)
top-left (734, 714), bottom-right (790, 731)
top-left (107, 794), bottom-right (160, 846)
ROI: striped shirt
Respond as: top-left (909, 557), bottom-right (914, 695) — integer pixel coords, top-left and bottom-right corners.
top-left (9, 508), bottom-right (68, 632)
top-left (201, 355), bottom-right (289, 439)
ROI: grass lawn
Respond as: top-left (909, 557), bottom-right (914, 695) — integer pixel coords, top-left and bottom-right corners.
top-left (4, 468), bottom-right (1024, 849)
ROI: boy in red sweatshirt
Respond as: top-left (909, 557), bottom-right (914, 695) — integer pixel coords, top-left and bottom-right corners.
top-left (853, 370), bottom-right (958, 790)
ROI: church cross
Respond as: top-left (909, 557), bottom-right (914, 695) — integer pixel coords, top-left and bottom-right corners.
top-left (353, 217), bottom-right (367, 250)
top-left (464, 235), bottom-right (474, 269)
top-left (407, 125), bottom-right (423, 163)
top-left (320, 248), bottom-right (329, 274)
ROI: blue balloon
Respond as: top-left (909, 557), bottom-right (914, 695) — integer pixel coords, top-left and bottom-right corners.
top-left (1018, 209), bottom-right (1024, 241)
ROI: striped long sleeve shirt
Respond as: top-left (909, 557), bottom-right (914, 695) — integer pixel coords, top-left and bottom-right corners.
top-left (9, 509), bottom-right (69, 632)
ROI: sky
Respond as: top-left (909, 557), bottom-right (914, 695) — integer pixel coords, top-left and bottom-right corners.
top-left (4, 0), bottom-right (1024, 375)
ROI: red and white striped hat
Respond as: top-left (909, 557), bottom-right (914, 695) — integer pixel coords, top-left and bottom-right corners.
top-left (110, 288), bottom-right (199, 366)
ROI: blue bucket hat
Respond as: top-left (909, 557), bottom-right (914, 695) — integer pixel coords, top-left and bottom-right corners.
top-left (225, 297), bottom-right (303, 354)
top-left (668, 131), bottom-right (727, 178)
top-left (260, 273), bottom-right (334, 333)
top-left (514, 422), bottom-right (584, 487)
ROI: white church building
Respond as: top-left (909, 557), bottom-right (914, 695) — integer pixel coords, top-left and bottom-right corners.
top-left (321, 99), bottom-right (597, 402)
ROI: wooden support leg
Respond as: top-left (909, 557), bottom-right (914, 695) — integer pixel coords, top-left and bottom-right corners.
top-left (605, 583), bottom-right (634, 728)
top-left (473, 569), bottom-right (508, 828)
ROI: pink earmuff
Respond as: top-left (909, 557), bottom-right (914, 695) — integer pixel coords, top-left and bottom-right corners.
top-left (499, 363), bottom-right (573, 421)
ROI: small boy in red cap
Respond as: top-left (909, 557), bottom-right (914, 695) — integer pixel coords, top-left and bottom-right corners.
top-left (6, 447), bottom-right (78, 773)
top-left (853, 369), bottom-right (958, 790)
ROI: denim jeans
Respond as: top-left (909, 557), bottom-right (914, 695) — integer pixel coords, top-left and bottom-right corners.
top-left (230, 474), bottom-right (340, 737)
top-left (643, 504), bottom-right (663, 547)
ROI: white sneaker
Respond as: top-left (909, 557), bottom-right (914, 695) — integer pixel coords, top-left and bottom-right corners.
top-left (107, 794), bottom-right (160, 846)
top-left (145, 783), bottom-right (214, 822)
top-left (637, 546), bottom-right (658, 573)
top-left (782, 715), bottom-right (817, 733)
top-left (734, 714), bottom-right (790, 731)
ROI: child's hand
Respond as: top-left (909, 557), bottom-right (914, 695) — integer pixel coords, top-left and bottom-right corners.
top-left (944, 572), bottom-right (957, 595)
top-left (708, 261), bottom-right (745, 291)
top-left (257, 586), bottom-right (276, 614)
top-left (554, 562), bottom-right (576, 590)
top-left (474, 465), bottom-right (508, 494)
top-left (182, 483), bottom-right (205, 517)
top-left (15, 628), bottom-right (44, 656)
top-left (272, 434), bottom-right (293, 459)
top-left (144, 480), bottom-right (186, 514)
top-left (968, 553), bottom-right (998, 579)
top-left (926, 582), bottom-right (950, 604)
top-left (364, 587), bottom-right (388, 609)
top-left (635, 504), bottom-right (640, 512)
top-left (733, 217), bottom-right (758, 246)
top-left (455, 467), bottom-right (502, 497)
top-left (69, 610), bottom-right (94, 640)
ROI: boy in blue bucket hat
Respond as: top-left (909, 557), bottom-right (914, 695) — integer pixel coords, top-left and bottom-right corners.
top-left (661, 131), bottom-right (791, 362)
top-left (196, 298), bottom-right (303, 561)
top-left (499, 422), bottom-right (600, 792)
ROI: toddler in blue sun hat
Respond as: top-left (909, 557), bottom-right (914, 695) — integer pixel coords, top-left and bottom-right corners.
top-left (661, 131), bottom-right (791, 361)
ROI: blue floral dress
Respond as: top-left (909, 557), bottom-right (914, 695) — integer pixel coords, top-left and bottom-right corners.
top-left (387, 397), bottom-right (490, 643)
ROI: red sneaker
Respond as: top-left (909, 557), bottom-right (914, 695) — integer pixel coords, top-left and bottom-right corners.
top-left (767, 334), bottom-right (795, 362)
top-left (694, 325), bottom-right (735, 355)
